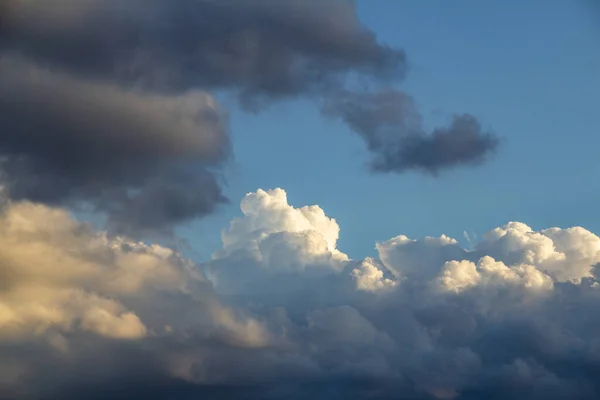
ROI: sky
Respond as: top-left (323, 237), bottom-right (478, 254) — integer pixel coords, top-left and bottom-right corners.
top-left (1, 1), bottom-right (600, 399)
top-left (184, 0), bottom-right (600, 260)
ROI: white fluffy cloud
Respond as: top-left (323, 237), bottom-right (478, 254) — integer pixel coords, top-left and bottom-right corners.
top-left (436, 256), bottom-right (554, 294)
top-left (2, 188), bottom-right (600, 399)
top-left (219, 188), bottom-right (346, 261)
top-left (478, 222), bottom-right (600, 283)
top-left (207, 189), bottom-right (348, 296)
top-left (352, 258), bottom-right (398, 292)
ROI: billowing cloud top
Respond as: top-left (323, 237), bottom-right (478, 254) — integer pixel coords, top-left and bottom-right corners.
top-left (2, 188), bottom-right (600, 399)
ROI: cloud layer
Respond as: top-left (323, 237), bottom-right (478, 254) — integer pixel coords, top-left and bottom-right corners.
top-left (2, 188), bottom-right (600, 399)
top-left (0, 0), bottom-right (500, 236)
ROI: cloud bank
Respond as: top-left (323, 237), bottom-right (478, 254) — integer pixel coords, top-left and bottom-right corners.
top-left (2, 188), bottom-right (600, 399)
top-left (0, 0), bottom-right (499, 236)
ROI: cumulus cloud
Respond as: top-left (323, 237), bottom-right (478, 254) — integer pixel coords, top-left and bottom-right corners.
top-left (0, 196), bottom-right (275, 399)
top-left (207, 188), bottom-right (349, 299)
top-left (352, 258), bottom-right (398, 292)
top-left (2, 188), bottom-right (598, 399)
top-left (0, 200), bottom-right (200, 341)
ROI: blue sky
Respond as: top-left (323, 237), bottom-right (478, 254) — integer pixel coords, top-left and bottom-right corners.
top-left (182, 0), bottom-right (600, 260)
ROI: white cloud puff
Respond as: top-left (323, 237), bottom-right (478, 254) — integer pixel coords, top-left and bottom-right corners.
top-left (436, 256), bottom-right (554, 293)
top-left (477, 222), bottom-right (600, 283)
top-left (220, 188), bottom-right (346, 260)
top-left (2, 189), bottom-right (600, 399)
top-left (207, 189), bottom-right (348, 295)
top-left (351, 258), bottom-right (398, 292)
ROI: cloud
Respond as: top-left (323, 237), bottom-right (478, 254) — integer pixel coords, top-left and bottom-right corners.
top-left (0, 0), bottom-right (407, 235)
top-left (0, 196), bottom-right (275, 399)
top-left (3, 188), bottom-right (598, 399)
top-left (0, 200), bottom-right (199, 342)
top-left (0, 189), bottom-right (600, 399)
top-left (0, 2), bottom-right (497, 233)
top-left (323, 89), bottom-right (499, 174)
top-left (0, 0), bottom-right (405, 104)
top-left (0, 1), bottom-right (581, 395)
top-left (207, 188), bottom-right (349, 299)
top-left (0, 56), bottom-right (229, 235)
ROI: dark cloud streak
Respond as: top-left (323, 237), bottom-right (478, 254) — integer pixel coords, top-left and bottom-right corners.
top-left (323, 89), bottom-right (499, 174)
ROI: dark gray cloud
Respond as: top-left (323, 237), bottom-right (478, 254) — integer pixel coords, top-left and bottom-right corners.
top-left (0, 0), bottom-right (499, 236)
top-left (0, 0), bottom-right (411, 235)
top-left (0, 57), bottom-right (229, 235)
top-left (0, 0), bottom-right (406, 105)
top-left (323, 89), bottom-right (499, 174)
